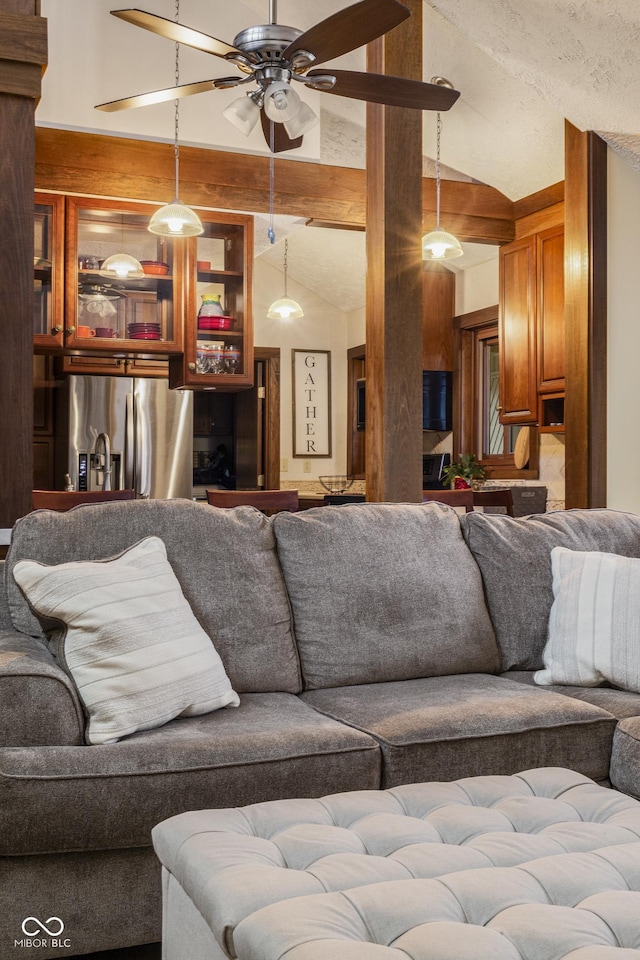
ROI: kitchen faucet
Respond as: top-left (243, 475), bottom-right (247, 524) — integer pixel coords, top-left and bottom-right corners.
top-left (93, 432), bottom-right (112, 491)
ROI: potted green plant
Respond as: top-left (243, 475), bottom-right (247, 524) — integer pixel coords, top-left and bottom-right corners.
top-left (441, 453), bottom-right (487, 490)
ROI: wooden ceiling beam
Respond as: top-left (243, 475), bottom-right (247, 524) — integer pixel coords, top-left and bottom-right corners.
top-left (35, 127), bottom-right (515, 240)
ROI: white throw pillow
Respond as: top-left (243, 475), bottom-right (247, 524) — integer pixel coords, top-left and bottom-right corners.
top-left (535, 545), bottom-right (640, 692)
top-left (12, 536), bottom-right (239, 744)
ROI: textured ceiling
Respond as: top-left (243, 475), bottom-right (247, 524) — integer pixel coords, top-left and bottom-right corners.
top-left (38, 0), bottom-right (640, 310)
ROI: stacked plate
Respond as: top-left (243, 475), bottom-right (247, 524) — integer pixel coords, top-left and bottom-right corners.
top-left (198, 316), bottom-right (234, 331)
top-left (128, 322), bottom-right (161, 340)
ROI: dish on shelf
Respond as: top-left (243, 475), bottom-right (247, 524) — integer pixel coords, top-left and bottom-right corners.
top-left (129, 332), bottom-right (161, 340)
top-left (140, 261), bottom-right (170, 276)
top-left (198, 316), bottom-right (234, 331)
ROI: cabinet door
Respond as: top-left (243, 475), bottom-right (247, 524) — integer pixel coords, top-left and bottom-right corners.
top-left (499, 236), bottom-right (537, 424)
top-left (422, 263), bottom-right (455, 371)
top-left (170, 210), bottom-right (254, 391)
top-left (537, 226), bottom-right (565, 393)
top-left (34, 192), bottom-right (65, 348)
top-left (65, 196), bottom-right (182, 355)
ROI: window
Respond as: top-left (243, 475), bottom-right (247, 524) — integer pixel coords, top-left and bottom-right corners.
top-left (457, 308), bottom-right (538, 478)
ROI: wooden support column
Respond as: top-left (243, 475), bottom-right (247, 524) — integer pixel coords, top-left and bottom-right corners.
top-left (365, 0), bottom-right (424, 502)
top-left (0, 1), bottom-right (47, 529)
top-left (564, 122), bottom-right (607, 508)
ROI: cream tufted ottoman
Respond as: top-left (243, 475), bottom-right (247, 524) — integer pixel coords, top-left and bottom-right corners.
top-left (152, 768), bottom-right (640, 960)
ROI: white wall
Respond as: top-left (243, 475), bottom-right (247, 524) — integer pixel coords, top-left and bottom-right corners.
top-left (454, 258), bottom-right (500, 315)
top-left (253, 257), bottom-right (349, 482)
top-left (607, 147), bottom-right (640, 513)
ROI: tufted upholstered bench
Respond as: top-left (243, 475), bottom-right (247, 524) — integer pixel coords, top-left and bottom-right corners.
top-left (152, 768), bottom-right (640, 960)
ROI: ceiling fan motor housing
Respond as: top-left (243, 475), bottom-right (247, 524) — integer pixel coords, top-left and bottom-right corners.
top-left (232, 24), bottom-right (302, 62)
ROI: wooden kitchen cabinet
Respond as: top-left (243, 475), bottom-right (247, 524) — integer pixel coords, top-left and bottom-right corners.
top-left (34, 192), bottom-right (65, 350)
top-left (64, 196), bottom-right (184, 357)
top-left (536, 225), bottom-right (565, 394)
top-left (169, 209), bottom-right (254, 391)
top-left (499, 225), bottom-right (565, 425)
top-left (499, 236), bottom-right (537, 424)
top-left (58, 355), bottom-right (169, 378)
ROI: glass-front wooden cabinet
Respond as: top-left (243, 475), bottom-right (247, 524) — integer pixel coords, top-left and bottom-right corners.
top-left (65, 197), bottom-right (184, 355)
top-left (169, 210), bottom-right (254, 391)
top-left (34, 191), bottom-right (65, 349)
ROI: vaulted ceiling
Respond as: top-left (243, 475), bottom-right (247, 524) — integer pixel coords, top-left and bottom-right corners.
top-left (37, 0), bottom-right (640, 308)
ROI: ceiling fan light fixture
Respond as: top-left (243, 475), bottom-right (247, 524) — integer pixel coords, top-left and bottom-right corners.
top-left (422, 228), bottom-right (463, 261)
top-left (148, 199), bottom-right (204, 237)
top-left (222, 90), bottom-right (262, 135)
top-left (263, 80), bottom-right (301, 123)
top-left (284, 100), bottom-right (318, 139)
top-left (99, 253), bottom-right (145, 280)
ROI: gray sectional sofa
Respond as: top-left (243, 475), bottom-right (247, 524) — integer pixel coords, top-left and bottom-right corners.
top-left (2, 499), bottom-right (640, 957)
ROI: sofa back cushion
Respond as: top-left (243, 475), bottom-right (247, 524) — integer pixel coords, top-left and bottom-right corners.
top-left (6, 499), bottom-right (301, 694)
top-left (272, 502), bottom-right (499, 690)
top-left (460, 508), bottom-right (640, 671)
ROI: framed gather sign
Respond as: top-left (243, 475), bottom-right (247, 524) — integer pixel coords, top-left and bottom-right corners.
top-left (292, 349), bottom-right (332, 457)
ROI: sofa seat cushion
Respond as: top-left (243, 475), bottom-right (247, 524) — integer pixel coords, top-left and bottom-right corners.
top-left (301, 674), bottom-right (617, 787)
top-left (5, 499), bottom-right (301, 694)
top-left (273, 503), bottom-right (499, 690)
top-left (0, 693), bottom-right (380, 857)
top-left (611, 718), bottom-right (640, 799)
top-left (460, 508), bottom-right (640, 672)
top-left (504, 670), bottom-right (640, 720)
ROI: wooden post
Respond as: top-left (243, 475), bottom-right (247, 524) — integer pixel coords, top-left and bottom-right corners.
top-left (564, 122), bottom-right (607, 508)
top-left (0, 1), bottom-right (47, 529)
top-left (365, 0), bottom-right (424, 502)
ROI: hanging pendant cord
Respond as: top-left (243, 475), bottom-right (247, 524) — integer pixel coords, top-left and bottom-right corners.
top-left (173, 0), bottom-right (180, 198)
top-left (268, 121), bottom-right (276, 243)
top-left (283, 238), bottom-right (289, 296)
top-left (435, 112), bottom-right (441, 229)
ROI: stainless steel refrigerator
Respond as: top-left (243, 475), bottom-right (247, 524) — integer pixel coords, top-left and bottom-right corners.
top-left (61, 376), bottom-right (193, 499)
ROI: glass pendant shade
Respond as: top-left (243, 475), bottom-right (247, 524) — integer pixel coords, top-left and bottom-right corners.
top-left (148, 199), bottom-right (204, 237)
top-left (422, 228), bottom-right (463, 260)
top-left (267, 297), bottom-right (304, 320)
top-left (264, 81), bottom-right (301, 122)
top-left (99, 253), bottom-right (145, 279)
top-left (223, 93), bottom-right (262, 136)
top-left (284, 101), bottom-right (318, 139)
top-left (267, 237), bottom-right (304, 319)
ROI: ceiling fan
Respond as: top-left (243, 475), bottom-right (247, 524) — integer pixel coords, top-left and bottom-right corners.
top-left (96, 0), bottom-right (460, 153)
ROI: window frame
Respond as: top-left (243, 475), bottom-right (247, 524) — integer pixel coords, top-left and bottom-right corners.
top-left (456, 305), bottom-right (539, 479)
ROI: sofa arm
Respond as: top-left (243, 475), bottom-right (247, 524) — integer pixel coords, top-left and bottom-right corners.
top-left (0, 629), bottom-right (85, 746)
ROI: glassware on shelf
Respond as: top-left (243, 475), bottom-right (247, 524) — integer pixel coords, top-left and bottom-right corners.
top-left (224, 345), bottom-right (241, 373)
top-left (198, 294), bottom-right (224, 318)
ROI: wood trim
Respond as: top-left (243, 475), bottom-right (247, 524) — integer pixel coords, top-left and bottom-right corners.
top-left (0, 10), bottom-right (47, 98)
top-left (515, 201), bottom-right (565, 239)
top-left (255, 347), bottom-right (281, 491)
top-left (455, 304), bottom-right (499, 330)
top-left (564, 123), bottom-right (607, 508)
top-left (514, 181), bottom-right (564, 219)
top-left (34, 127), bottom-right (515, 239)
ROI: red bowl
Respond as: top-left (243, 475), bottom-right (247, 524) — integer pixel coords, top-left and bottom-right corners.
top-left (140, 261), bottom-right (169, 276)
top-left (198, 316), bottom-right (234, 331)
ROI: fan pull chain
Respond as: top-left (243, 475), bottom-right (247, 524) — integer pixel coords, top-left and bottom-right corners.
top-left (268, 121), bottom-right (276, 243)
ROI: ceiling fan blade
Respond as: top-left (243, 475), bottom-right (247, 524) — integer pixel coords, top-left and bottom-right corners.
top-left (260, 113), bottom-right (303, 154)
top-left (283, 0), bottom-right (410, 69)
top-left (111, 9), bottom-right (243, 60)
top-left (96, 79), bottom-right (218, 112)
top-left (306, 69), bottom-right (460, 111)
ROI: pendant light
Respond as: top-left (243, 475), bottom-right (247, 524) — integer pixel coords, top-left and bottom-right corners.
top-left (148, 0), bottom-right (203, 238)
top-left (267, 238), bottom-right (304, 320)
top-left (99, 252), bottom-right (145, 280)
top-left (422, 100), bottom-right (463, 261)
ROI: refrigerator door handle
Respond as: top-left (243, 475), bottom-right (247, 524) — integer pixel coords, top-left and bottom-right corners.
top-left (124, 391), bottom-right (135, 493)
